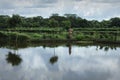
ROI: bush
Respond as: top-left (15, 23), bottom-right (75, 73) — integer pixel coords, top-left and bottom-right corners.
top-left (30, 33), bottom-right (42, 39)
top-left (7, 32), bottom-right (30, 41)
top-left (17, 33), bottom-right (30, 41)
top-left (75, 33), bottom-right (85, 40)
top-left (0, 31), bottom-right (7, 37)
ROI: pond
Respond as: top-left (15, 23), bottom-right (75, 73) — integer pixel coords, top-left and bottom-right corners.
top-left (0, 44), bottom-right (120, 80)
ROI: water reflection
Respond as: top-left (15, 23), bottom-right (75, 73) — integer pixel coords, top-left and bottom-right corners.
top-left (50, 56), bottom-right (58, 64)
top-left (49, 48), bottom-right (58, 65)
top-left (6, 51), bottom-right (22, 66)
top-left (66, 44), bottom-right (72, 55)
top-left (68, 44), bottom-right (72, 55)
top-left (0, 44), bottom-right (120, 80)
top-left (98, 45), bottom-right (117, 51)
top-left (6, 38), bottom-right (22, 66)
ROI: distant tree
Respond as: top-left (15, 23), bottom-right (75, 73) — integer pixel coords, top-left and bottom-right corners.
top-left (78, 19), bottom-right (90, 28)
top-left (110, 17), bottom-right (120, 27)
top-left (64, 14), bottom-right (78, 18)
top-left (90, 20), bottom-right (101, 28)
top-left (8, 14), bottom-right (22, 27)
top-left (0, 15), bottom-right (10, 28)
top-left (0, 14), bottom-right (120, 28)
top-left (61, 20), bottom-right (71, 30)
top-left (64, 14), bottom-right (88, 28)
top-left (50, 13), bottom-right (67, 27)
top-left (101, 20), bottom-right (110, 28)
top-left (49, 19), bottom-right (59, 27)
top-left (51, 13), bottom-right (59, 16)
top-left (32, 16), bottom-right (44, 27)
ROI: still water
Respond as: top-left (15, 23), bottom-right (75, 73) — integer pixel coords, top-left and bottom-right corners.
top-left (0, 44), bottom-right (120, 80)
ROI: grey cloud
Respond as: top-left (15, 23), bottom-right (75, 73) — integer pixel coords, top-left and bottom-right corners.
top-left (40, 0), bottom-right (58, 4)
top-left (72, 0), bottom-right (120, 3)
top-left (0, 0), bottom-right (58, 9)
top-left (73, 0), bottom-right (83, 1)
top-left (0, 0), bottom-right (15, 9)
top-left (0, 0), bottom-right (120, 20)
top-left (27, 4), bottom-right (54, 8)
top-left (90, 0), bottom-right (120, 3)
top-left (0, 0), bottom-right (119, 9)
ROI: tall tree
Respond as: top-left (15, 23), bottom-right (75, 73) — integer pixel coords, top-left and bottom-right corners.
top-left (110, 17), bottom-right (120, 27)
top-left (0, 15), bottom-right (10, 28)
top-left (49, 19), bottom-right (59, 27)
top-left (61, 20), bottom-right (71, 30)
top-left (8, 14), bottom-right (22, 27)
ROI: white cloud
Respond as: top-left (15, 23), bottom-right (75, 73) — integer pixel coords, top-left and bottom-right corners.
top-left (0, 0), bottom-right (120, 20)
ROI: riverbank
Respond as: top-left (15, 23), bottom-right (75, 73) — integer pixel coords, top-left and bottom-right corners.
top-left (0, 30), bottom-right (120, 45)
top-left (0, 39), bottom-right (120, 49)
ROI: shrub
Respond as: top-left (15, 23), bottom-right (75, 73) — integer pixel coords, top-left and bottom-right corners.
top-left (75, 33), bottom-right (85, 40)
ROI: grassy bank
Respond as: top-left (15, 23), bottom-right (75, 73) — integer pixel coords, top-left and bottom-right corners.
top-left (0, 28), bottom-right (120, 44)
top-left (0, 38), bottom-right (120, 49)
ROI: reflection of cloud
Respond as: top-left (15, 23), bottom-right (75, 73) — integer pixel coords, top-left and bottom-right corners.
top-left (19, 47), bottom-right (48, 70)
top-left (58, 55), bottom-right (119, 72)
top-left (62, 70), bottom-right (111, 80)
top-left (0, 46), bottom-right (120, 80)
top-left (56, 46), bottom-right (120, 80)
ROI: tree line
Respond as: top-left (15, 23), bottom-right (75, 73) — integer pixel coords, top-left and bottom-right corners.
top-left (0, 13), bottom-right (120, 29)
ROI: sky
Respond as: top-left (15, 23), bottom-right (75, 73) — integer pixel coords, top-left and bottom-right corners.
top-left (0, 0), bottom-right (120, 21)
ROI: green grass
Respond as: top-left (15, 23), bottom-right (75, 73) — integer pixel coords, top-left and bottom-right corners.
top-left (0, 28), bottom-right (120, 42)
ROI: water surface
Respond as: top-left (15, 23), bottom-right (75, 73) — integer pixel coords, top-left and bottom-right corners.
top-left (0, 44), bottom-right (120, 80)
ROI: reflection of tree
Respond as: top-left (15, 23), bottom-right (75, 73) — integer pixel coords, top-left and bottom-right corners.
top-left (6, 52), bottom-right (22, 66)
top-left (6, 33), bottom-right (22, 66)
top-left (49, 48), bottom-right (58, 65)
top-left (99, 45), bottom-right (117, 51)
top-left (66, 44), bottom-right (72, 55)
top-left (104, 46), bottom-right (109, 51)
top-left (68, 44), bottom-right (72, 55)
top-left (50, 56), bottom-right (58, 64)
top-left (43, 45), bottom-right (46, 49)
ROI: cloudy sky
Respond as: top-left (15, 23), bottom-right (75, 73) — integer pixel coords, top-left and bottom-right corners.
top-left (0, 0), bottom-right (120, 20)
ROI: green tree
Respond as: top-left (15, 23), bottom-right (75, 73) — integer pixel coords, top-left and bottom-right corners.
top-left (50, 13), bottom-right (67, 27)
top-left (8, 14), bottom-right (22, 27)
top-left (64, 14), bottom-right (79, 28)
top-left (64, 14), bottom-right (77, 18)
top-left (61, 20), bottom-right (71, 30)
top-left (0, 15), bottom-right (10, 28)
top-left (91, 20), bottom-right (101, 28)
top-left (101, 20), bottom-right (110, 28)
top-left (49, 19), bottom-right (59, 27)
top-left (110, 17), bottom-right (120, 27)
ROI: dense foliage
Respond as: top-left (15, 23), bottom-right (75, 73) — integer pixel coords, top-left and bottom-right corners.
top-left (0, 14), bottom-right (120, 29)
